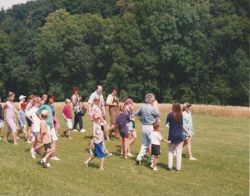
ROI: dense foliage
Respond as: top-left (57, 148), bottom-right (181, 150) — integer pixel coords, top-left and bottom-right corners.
top-left (0, 0), bottom-right (249, 105)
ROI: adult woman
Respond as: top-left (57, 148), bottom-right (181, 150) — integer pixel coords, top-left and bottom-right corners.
top-left (182, 102), bottom-right (196, 160)
top-left (166, 103), bottom-right (189, 171)
top-left (4, 92), bottom-right (18, 145)
top-left (71, 87), bottom-right (86, 133)
top-left (135, 93), bottom-right (160, 165)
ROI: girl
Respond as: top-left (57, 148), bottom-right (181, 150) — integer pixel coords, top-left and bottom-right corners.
top-left (0, 97), bottom-right (4, 140)
top-left (166, 103), bottom-right (189, 171)
top-left (26, 97), bottom-right (41, 159)
top-left (182, 102), bottom-right (196, 160)
top-left (25, 95), bottom-right (35, 143)
top-left (124, 98), bottom-right (137, 157)
top-left (62, 99), bottom-right (73, 139)
top-left (151, 122), bottom-right (167, 171)
top-left (37, 95), bottom-right (60, 161)
top-left (4, 92), bottom-right (18, 145)
top-left (39, 110), bottom-right (54, 168)
top-left (85, 105), bottom-right (106, 171)
top-left (116, 105), bottom-right (130, 159)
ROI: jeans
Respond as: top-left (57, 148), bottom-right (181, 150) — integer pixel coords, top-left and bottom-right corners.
top-left (73, 112), bottom-right (83, 130)
top-left (136, 125), bottom-right (153, 161)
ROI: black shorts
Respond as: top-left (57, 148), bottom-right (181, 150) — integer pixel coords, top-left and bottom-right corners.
top-left (151, 144), bottom-right (161, 156)
top-left (26, 117), bottom-right (33, 127)
top-left (44, 143), bottom-right (52, 151)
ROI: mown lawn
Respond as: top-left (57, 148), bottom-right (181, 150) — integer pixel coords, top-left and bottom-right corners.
top-left (0, 106), bottom-right (248, 196)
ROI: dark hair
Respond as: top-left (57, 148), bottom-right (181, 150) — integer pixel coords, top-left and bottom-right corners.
top-left (172, 103), bottom-right (182, 123)
top-left (45, 94), bottom-right (54, 104)
top-left (72, 87), bottom-right (79, 94)
top-left (153, 121), bottom-right (160, 130)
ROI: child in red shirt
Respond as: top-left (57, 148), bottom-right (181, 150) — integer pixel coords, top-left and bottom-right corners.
top-left (62, 99), bottom-right (73, 139)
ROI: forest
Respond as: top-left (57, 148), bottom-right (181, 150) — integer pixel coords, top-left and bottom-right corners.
top-left (0, 0), bottom-right (249, 105)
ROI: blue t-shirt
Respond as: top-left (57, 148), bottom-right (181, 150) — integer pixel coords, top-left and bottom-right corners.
top-left (116, 112), bottom-right (130, 138)
top-left (37, 104), bottom-right (54, 128)
top-left (166, 112), bottom-right (184, 144)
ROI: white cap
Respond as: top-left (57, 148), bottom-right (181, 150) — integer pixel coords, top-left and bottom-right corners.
top-left (41, 110), bottom-right (49, 116)
top-left (19, 95), bottom-right (26, 101)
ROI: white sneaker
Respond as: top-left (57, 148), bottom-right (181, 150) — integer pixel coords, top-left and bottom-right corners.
top-left (46, 163), bottom-right (51, 168)
top-left (153, 167), bottom-right (158, 171)
top-left (84, 161), bottom-right (88, 168)
top-left (51, 156), bottom-right (60, 161)
top-left (72, 129), bottom-right (78, 132)
top-left (80, 129), bottom-right (87, 133)
top-left (189, 157), bottom-right (197, 161)
top-left (150, 163), bottom-right (154, 168)
top-left (30, 148), bottom-right (36, 159)
top-left (127, 152), bottom-right (133, 157)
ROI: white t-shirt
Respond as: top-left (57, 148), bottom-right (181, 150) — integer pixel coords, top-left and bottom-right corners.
top-left (26, 107), bottom-right (40, 133)
top-left (88, 91), bottom-right (105, 110)
top-left (151, 131), bottom-right (163, 145)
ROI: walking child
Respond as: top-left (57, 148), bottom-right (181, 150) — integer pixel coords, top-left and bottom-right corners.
top-left (62, 99), bottom-right (73, 139)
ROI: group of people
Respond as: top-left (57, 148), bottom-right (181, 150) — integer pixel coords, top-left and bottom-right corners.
top-left (0, 85), bottom-right (196, 171)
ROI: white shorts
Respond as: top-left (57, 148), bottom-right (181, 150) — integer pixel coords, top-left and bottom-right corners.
top-left (0, 120), bottom-right (4, 128)
top-left (66, 119), bottom-right (73, 129)
top-left (48, 126), bottom-right (58, 142)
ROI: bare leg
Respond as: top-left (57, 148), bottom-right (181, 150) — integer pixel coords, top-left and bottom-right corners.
top-left (99, 158), bottom-right (104, 170)
top-left (13, 131), bottom-right (17, 145)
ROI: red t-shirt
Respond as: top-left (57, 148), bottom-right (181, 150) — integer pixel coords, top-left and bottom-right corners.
top-left (62, 105), bottom-right (72, 119)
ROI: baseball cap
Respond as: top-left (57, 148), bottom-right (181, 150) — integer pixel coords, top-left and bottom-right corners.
top-left (19, 95), bottom-right (26, 101)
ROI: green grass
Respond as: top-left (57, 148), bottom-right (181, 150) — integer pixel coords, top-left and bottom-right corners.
top-left (0, 108), bottom-right (248, 196)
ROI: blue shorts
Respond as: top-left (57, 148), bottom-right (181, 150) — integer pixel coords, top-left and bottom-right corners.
top-left (94, 142), bottom-right (106, 159)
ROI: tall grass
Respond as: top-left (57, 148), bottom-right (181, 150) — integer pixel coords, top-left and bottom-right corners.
top-left (54, 103), bottom-right (250, 119)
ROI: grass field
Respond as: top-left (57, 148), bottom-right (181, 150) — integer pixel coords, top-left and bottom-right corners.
top-left (0, 104), bottom-right (248, 196)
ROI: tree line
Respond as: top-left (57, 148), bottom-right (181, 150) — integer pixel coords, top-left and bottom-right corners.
top-left (0, 0), bottom-right (249, 105)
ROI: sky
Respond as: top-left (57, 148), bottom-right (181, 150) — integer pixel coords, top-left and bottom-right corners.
top-left (0, 0), bottom-right (32, 10)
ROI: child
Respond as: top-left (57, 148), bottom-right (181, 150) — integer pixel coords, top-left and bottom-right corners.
top-left (26, 97), bottom-right (41, 159)
top-left (39, 110), bottom-right (54, 168)
top-left (182, 102), bottom-right (196, 160)
top-left (0, 97), bottom-right (4, 140)
top-left (116, 105), bottom-right (130, 159)
top-left (4, 92), bottom-right (18, 145)
top-left (84, 112), bottom-right (106, 171)
top-left (151, 121), bottom-right (167, 171)
top-left (62, 99), bottom-right (73, 139)
top-left (124, 98), bottom-right (137, 157)
top-left (17, 101), bottom-right (27, 138)
top-left (25, 95), bottom-right (35, 143)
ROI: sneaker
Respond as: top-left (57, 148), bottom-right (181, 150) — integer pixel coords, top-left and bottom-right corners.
top-left (72, 129), bottom-right (78, 132)
top-left (150, 162), bottom-right (154, 169)
top-left (51, 156), bottom-right (60, 161)
top-left (189, 157), bottom-right (197, 161)
top-left (40, 158), bottom-right (46, 166)
top-left (80, 129), bottom-right (87, 133)
top-left (127, 152), bottom-right (133, 157)
top-left (30, 148), bottom-right (36, 159)
top-left (26, 140), bottom-right (32, 144)
top-left (0, 136), bottom-right (2, 140)
top-left (153, 167), bottom-right (158, 171)
top-left (106, 153), bottom-right (112, 157)
top-left (100, 167), bottom-right (104, 171)
top-left (135, 159), bottom-right (142, 165)
top-left (14, 142), bottom-right (18, 145)
top-left (45, 163), bottom-right (51, 168)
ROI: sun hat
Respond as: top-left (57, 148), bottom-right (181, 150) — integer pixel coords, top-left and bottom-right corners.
top-left (183, 102), bottom-right (192, 109)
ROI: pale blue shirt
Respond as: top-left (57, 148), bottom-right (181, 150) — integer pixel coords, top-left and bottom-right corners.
top-left (135, 104), bottom-right (160, 125)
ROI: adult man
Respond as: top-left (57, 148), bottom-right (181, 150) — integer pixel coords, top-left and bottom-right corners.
top-left (88, 85), bottom-right (106, 118)
top-left (106, 87), bottom-right (119, 131)
top-left (135, 93), bottom-right (160, 165)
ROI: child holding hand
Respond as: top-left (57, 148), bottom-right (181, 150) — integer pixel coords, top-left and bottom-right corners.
top-left (151, 121), bottom-right (167, 171)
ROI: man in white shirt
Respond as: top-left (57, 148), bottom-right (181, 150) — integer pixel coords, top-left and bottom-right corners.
top-left (88, 85), bottom-right (106, 119)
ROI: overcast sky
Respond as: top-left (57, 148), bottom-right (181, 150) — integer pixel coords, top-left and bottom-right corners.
top-left (0, 0), bottom-right (32, 10)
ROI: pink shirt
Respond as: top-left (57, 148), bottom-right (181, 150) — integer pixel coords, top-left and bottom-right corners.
top-left (62, 105), bottom-right (72, 119)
